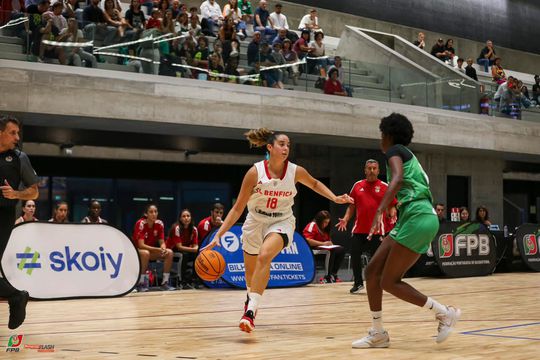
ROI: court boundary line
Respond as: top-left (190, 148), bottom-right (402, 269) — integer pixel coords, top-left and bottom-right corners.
top-left (461, 321), bottom-right (540, 341)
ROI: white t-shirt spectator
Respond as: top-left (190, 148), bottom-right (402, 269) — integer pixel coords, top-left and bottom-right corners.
top-left (309, 40), bottom-right (325, 57)
top-left (269, 12), bottom-right (289, 30)
top-left (200, 0), bottom-right (222, 20)
top-left (298, 14), bottom-right (318, 30)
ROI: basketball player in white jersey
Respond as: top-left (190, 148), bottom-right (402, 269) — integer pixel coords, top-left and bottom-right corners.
top-left (206, 128), bottom-right (353, 333)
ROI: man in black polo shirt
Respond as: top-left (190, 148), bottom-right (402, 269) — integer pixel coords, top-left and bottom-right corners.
top-left (0, 115), bottom-right (39, 329)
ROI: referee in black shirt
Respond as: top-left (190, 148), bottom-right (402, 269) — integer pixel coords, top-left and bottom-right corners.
top-left (0, 115), bottom-right (39, 329)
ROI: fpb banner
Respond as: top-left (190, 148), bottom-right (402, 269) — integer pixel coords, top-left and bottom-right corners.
top-left (514, 223), bottom-right (540, 272)
top-left (432, 222), bottom-right (497, 277)
top-left (200, 224), bottom-right (315, 289)
top-left (1, 222), bottom-right (140, 300)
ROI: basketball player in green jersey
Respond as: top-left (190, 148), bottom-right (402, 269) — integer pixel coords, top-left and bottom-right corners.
top-left (352, 113), bottom-right (460, 349)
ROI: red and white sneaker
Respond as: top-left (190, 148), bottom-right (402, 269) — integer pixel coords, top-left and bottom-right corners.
top-left (239, 310), bottom-right (255, 333)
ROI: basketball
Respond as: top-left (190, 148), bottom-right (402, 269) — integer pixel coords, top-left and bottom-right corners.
top-left (195, 249), bottom-right (226, 282)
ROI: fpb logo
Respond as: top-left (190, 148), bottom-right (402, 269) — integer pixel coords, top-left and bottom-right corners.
top-left (220, 231), bottom-right (240, 252)
top-left (439, 234), bottom-right (454, 258)
top-left (523, 234), bottom-right (538, 255)
top-left (16, 246), bottom-right (41, 275)
top-left (6, 335), bottom-right (23, 352)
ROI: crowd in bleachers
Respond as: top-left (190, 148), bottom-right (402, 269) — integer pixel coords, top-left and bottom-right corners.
top-left (414, 33), bottom-right (539, 118)
top-left (1, 0), bottom-right (351, 94)
top-left (1, 1), bottom-right (538, 110)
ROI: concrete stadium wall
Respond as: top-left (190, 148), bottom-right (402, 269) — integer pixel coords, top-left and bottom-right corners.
top-left (2, 59), bottom-right (538, 224)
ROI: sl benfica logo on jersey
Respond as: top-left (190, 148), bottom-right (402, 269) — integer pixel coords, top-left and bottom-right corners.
top-left (375, 186), bottom-right (381, 193)
top-left (5, 156), bottom-right (13, 162)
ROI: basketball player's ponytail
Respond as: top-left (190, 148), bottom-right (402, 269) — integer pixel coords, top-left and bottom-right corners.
top-left (244, 128), bottom-right (275, 148)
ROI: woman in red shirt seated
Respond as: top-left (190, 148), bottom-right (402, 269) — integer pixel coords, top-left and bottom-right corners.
top-left (324, 68), bottom-right (347, 96)
top-left (303, 210), bottom-right (345, 283)
top-left (166, 209), bottom-right (200, 289)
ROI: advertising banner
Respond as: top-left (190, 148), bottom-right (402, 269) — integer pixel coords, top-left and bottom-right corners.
top-left (432, 222), bottom-right (497, 277)
top-left (1, 222), bottom-right (140, 299)
top-left (514, 223), bottom-right (540, 272)
top-left (200, 225), bottom-right (315, 289)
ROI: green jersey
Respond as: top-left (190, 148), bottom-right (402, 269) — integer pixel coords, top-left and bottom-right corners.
top-left (238, 0), bottom-right (253, 15)
top-left (386, 144), bottom-right (433, 210)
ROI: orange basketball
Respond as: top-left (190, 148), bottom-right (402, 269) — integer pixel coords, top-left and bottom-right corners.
top-left (195, 249), bottom-right (226, 282)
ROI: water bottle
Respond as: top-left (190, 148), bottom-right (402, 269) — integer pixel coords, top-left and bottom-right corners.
top-left (143, 271), bottom-right (150, 288)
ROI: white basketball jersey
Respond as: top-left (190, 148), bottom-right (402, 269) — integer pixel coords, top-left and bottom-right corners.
top-left (247, 160), bottom-right (298, 222)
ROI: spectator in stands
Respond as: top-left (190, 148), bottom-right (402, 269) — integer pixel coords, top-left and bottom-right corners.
top-left (15, 200), bottom-right (38, 224)
top-left (158, 0), bottom-right (170, 17)
top-left (271, 27), bottom-right (287, 46)
top-left (324, 68), bottom-right (347, 96)
top-left (170, 0), bottom-right (181, 18)
top-left (293, 29), bottom-right (312, 60)
top-left (303, 210), bottom-right (345, 283)
top-left (254, 0), bottom-right (276, 41)
top-left (125, 0), bottom-right (146, 36)
top-left (247, 30), bottom-right (261, 65)
top-left (308, 31), bottom-right (326, 75)
top-left (224, 56), bottom-right (240, 83)
top-left (269, 3), bottom-right (296, 42)
top-left (455, 58), bottom-right (465, 73)
top-left (270, 41), bottom-right (288, 81)
top-left (459, 207), bottom-right (470, 222)
top-left (445, 39), bottom-right (458, 66)
top-left (237, 0), bottom-right (253, 25)
top-left (62, 0), bottom-right (80, 19)
top-left (83, 0), bottom-right (117, 45)
top-left (212, 39), bottom-right (225, 66)
top-left (200, 0), bottom-right (222, 36)
top-left (161, 8), bottom-right (176, 35)
top-left (474, 206), bottom-right (491, 227)
top-left (188, 10), bottom-right (202, 38)
top-left (281, 39), bottom-right (298, 85)
top-left (328, 56), bottom-right (352, 96)
top-left (47, 1), bottom-right (67, 32)
top-left (27, 0), bottom-right (50, 55)
top-left (477, 40), bottom-right (496, 73)
top-left (197, 202), bottom-right (225, 241)
top-left (222, 0), bottom-right (247, 39)
top-left (103, 0), bottom-right (129, 38)
top-left (430, 38), bottom-right (449, 62)
top-left (435, 203), bottom-right (446, 223)
top-left (491, 57), bottom-right (506, 85)
top-left (37, 12), bottom-right (67, 64)
top-left (219, 16), bottom-right (236, 42)
top-left (521, 84), bottom-right (531, 101)
top-left (60, 18), bottom-right (97, 67)
top-left (132, 204), bottom-right (175, 291)
top-left (298, 8), bottom-right (321, 32)
top-left (81, 200), bottom-right (107, 223)
top-left (413, 32), bottom-right (425, 50)
top-left (175, 12), bottom-right (189, 33)
top-left (146, 9), bottom-right (161, 29)
top-left (192, 35), bottom-right (210, 78)
top-left (465, 58), bottom-right (478, 81)
top-left (166, 209), bottom-right (199, 289)
top-left (532, 75), bottom-right (540, 105)
top-left (494, 76), bottom-right (515, 106)
top-left (259, 41), bottom-right (283, 88)
top-left (208, 52), bottom-right (225, 81)
top-left (516, 80), bottom-right (531, 109)
top-left (49, 201), bottom-right (69, 223)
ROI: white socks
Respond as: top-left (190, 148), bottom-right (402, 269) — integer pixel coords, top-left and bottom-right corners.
top-left (162, 273), bottom-right (170, 285)
top-left (371, 311), bottom-right (384, 332)
top-left (247, 292), bottom-right (262, 313)
top-left (139, 274), bottom-right (145, 284)
top-left (424, 297), bottom-right (448, 315)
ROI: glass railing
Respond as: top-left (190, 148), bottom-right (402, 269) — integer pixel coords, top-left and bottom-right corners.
top-left (1, 11), bottom-right (539, 122)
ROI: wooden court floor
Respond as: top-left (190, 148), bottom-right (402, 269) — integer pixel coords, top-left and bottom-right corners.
top-left (1, 272), bottom-right (539, 359)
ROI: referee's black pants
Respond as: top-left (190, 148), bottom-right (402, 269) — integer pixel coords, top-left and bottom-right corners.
top-left (351, 233), bottom-right (382, 286)
top-left (0, 206), bottom-right (19, 297)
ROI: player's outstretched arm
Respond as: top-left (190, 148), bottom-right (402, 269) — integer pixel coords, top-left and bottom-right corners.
top-left (204, 166), bottom-right (258, 249)
top-left (295, 166), bottom-right (353, 205)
